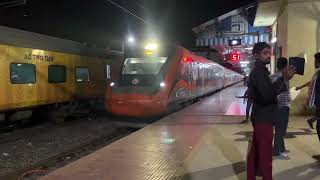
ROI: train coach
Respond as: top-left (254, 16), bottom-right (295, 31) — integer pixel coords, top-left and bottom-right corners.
top-left (0, 25), bottom-right (123, 124)
top-left (105, 43), bottom-right (243, 117)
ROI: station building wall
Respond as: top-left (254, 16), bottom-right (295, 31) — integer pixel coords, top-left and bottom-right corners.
top-left (274, 1), bottom-right (320, 114)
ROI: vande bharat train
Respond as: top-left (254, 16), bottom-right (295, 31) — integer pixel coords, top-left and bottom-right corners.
top-left (105, 43), bottom-right (243, 117)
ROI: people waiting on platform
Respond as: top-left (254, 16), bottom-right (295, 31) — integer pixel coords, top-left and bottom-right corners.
top-left (296, 52), bottom-right (320, 140)
top-left (237, 72), bottom-right (255, 124)
top-left (243, 75), bottom-right (248, 86)
top-left (244, 89), bottom-right (252, 123)
top-left (246, 42), bottom-right (295, 180)
top-left (270, 57), bottom-right (291, 160)
top-left (236, 85), bottom-right (252, 124)
top-left (236, 88), bottom-right (253, 124)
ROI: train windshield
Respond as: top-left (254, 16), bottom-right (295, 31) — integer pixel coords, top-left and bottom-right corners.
top-left (122, 57), bottom-right (168, 75)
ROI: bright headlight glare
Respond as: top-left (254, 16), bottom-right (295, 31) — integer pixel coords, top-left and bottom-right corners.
top-left (145, 43), bottom-right (158, 51)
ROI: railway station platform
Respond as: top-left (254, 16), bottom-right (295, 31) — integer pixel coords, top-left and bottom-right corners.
top-left (42, 83), bottom-right (320, 180)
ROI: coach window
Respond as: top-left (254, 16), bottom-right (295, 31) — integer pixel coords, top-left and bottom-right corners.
top-left (76, 67), bottom-right (90, 82)
top-left (48, 65), bottom-right (66, 83)
top-left (10, 63), bottom-right (36, 84)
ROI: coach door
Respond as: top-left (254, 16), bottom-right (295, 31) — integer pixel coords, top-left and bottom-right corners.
top-left (196, 63), bottom-right (202, 96)
top-left (186, 62), bottom-right (193, 98)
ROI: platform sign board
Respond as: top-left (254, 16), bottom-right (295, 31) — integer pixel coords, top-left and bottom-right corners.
top-left (230, 53), bottom-right (240, 61)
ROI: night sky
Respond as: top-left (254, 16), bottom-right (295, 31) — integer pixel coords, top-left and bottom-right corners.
top-left (0, 0), bottom-right (254, 49)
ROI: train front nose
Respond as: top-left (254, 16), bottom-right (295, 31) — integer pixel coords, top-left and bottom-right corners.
top-left (109, 94), bottom-right (167, 117)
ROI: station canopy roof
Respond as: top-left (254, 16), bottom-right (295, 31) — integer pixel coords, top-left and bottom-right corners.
top-left (254, 0), bottom-right (282, 27)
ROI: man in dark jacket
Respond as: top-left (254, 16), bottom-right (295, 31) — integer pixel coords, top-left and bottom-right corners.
top-left (246, 42), bottom-right (295, 180)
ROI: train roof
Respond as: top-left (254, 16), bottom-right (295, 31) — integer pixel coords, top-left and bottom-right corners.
top-left (0, 25), bottom-right (122, 58)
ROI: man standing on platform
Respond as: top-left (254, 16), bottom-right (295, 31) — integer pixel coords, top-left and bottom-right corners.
top-left (246, 42), bottom-right (295, 180)
top-left (270, 57), bottom-right (291, 160)
top-left (296, 52), bottom-right (320, 130)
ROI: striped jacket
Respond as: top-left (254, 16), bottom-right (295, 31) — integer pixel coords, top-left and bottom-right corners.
top-left (270, 72), bottom-right (291, 108)
top-left (307, 70), bottom-right (320, 107)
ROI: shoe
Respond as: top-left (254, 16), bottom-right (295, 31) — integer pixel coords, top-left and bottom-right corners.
top-left (281, 150), bottom-right (290, 153)
top-left (273, 153), bottom-right (290, 160)
top-left (312, 155), bottom-right (320, 160)
top-left (241, 119), bottom-right (249, 124)
top-left (307, 118), bottom-right (314, 129)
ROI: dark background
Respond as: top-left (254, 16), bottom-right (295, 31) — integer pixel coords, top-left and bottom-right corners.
top-left (0, 0), bottom-right (254, 49)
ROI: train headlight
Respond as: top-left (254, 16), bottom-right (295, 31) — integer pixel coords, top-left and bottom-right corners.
top-left (145, 43), bottom-right (158, 51)
top-left (144, 43), bottom-right (158, 56)
top-left (160, 82), bottom-right (166, 87)
top-left (110, 82), bottom-right (115, 87)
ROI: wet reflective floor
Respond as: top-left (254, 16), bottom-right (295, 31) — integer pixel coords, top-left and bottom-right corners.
top-left (177, 83), bottom-right (246, 117)
top-left (42, 83), bottom-right (320, 180)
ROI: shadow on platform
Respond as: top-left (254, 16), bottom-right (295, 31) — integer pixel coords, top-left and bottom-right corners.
top-left (274, 162), bottom-right (320, 180)
top-left (175, 161), bottom-right (246, 180)
top-left (233, 129), bottom-right (316, 142)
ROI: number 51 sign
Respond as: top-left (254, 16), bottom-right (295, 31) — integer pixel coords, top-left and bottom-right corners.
top-left (230, 53), bottom-right (240, 61)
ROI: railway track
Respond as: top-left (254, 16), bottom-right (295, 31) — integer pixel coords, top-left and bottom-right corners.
top-left (0, 112), bottom-right (154, 180)
top-left (2, 125), bottom-right (139, 180)
top-left (0, 111), bottom-right (174, 179)
top-left (0, 123), bottom-right (53, 145)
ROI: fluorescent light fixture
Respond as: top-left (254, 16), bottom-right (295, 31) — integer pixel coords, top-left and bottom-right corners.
top-left (130, 60), bottom-right (137, 63)
top-left (231, 40), bottom-right (238, 45)
top-left (240, 61), bottom-right (250, 64)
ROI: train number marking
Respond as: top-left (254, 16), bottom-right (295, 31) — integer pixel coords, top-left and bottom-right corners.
top-left (24, 53), bottom-right (54, 62)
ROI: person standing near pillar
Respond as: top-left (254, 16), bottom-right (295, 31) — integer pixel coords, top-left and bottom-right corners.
top-left (296, 53), bottom-right (320, 130)
top-left (270, 57), bottom-right (291, 160)
top-left (246, 42), bottom-right (295, 180)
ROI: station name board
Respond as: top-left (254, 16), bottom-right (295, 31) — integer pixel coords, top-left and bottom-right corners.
top-left (24, 53), bottom-right (54, 62)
